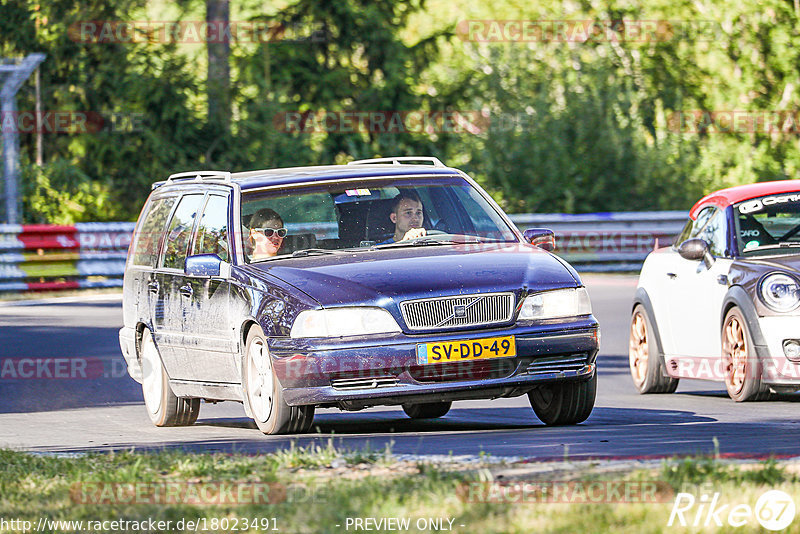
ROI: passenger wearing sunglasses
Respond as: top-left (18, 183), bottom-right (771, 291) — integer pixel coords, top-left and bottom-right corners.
top-left (247, 208), bottom-right (287, 260)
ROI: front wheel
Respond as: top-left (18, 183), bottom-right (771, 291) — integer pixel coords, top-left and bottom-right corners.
top-left (242, 326), bottom-right (314, 434)
top-left (139, 329), bottom-right (199, 426)
top-left (721, 307), bottom-right (770, 402)
top-left (629, 305), bottom-right (679, 394)
top-left (528, 373), bottom-right (596, 426)
top-left (402, 401), bottom-right (451, 419)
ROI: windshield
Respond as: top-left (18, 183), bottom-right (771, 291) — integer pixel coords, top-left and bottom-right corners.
top-left (735, 193), bottom-right (800, 255)
top-left (240, 175), bottom-right (518, 262)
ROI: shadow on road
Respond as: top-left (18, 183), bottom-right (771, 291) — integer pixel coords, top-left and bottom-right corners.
top-left (196, 405), bottom-right (715, 435)
top-left (597, 354), bottom-right (634, 375)
top-left (29, 405), bottom-right (800, 460)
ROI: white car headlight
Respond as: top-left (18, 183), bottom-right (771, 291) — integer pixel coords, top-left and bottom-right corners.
top-left (518, 287), bottom-right (592, 320)
top-left (760, 273), bottom-right (800, 312)
top-left (290, 307), bottom-right (402, 338)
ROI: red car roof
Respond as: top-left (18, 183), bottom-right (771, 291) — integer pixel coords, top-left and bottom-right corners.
top-left (689, 180), bottom-right (800, 219)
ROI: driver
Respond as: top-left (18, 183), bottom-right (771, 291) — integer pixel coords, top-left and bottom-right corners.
top-left (380, 191), bottom-right (427, 244)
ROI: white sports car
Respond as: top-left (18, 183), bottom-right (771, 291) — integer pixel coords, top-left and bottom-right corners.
top-left (631, 180), bottom-right (800, 401)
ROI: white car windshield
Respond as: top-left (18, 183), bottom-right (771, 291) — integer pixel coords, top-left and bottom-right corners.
top-left (736, 193), bottom-right (800, 254)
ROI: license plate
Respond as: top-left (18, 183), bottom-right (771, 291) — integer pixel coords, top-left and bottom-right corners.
top-left (416, 336), bottom-right (516, 365)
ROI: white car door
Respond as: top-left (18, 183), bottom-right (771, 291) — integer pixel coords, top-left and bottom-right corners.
top-left (665, 207), bottom-right (733, 360)
top-left (639, 207), bottom-right (716, 357)
top-left (637, 248), bottom-right (684, 355)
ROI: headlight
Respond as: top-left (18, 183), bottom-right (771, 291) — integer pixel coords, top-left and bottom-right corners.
top-left (518, 287), bottom-right (592, 320)
top-left (290, 307), bottom-right (402, 338)
top-left (759, 273), bottom-right (800, 312)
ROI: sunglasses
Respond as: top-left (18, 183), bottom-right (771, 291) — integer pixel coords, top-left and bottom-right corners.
top-left (253, 227), bottom-right (287, 238)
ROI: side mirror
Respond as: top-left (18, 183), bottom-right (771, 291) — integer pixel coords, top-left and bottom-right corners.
top-left (184, 254), bottom-right (230, 278)
top-left (678, 238), bottom-right (714, 268)
top-left (523, 228), bottom-right (556, 251)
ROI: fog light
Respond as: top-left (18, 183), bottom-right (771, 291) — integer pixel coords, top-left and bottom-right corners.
top-left (782, 340), bottom-right (800, 362)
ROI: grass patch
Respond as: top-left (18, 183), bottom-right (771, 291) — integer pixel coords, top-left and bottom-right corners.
top-left (662, 456), bottom-right (791, 489)
top-left (2, 448), bottom-right (800, 533)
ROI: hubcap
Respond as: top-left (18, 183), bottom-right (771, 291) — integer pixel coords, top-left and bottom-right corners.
top-left (629, 311), bottom-right (649, 385)
top-left (140, 331), bottom-right (163, 415)
top-left (247, 338), bottom-right (274, 422)
top-left (723, 316), bottom-right (747, 394)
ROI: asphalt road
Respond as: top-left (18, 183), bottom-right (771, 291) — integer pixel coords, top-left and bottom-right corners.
top-left (2, 275), bottom-right (799, 459)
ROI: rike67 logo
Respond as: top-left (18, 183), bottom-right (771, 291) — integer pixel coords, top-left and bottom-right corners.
top-left (668, 490), bottom-right (795, 530)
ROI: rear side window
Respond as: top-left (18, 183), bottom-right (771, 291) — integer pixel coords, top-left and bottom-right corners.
top-left (193, 195), bottom-right (230, 262)
top-left (160, 194), bottom-right (205, 270)
top-left (132, 197), bottom-right (177, 267)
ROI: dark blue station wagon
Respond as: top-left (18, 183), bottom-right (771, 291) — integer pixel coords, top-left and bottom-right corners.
top-left (118, 157), bottom-right (600, 434)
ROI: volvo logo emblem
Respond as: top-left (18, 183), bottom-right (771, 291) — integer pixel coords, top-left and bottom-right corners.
top-left (453, 305), bottom-right (467, 318)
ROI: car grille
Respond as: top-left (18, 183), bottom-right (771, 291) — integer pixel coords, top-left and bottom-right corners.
top-left (400, 292), bottom-right (515, 331)
top-left (524, 354), bottom-right (589, 376)
top-left (330, 376), bottom-right (399, 390)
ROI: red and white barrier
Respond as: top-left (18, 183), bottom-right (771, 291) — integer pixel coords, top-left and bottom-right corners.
top-left (0, 223), bottom-right (134, 292)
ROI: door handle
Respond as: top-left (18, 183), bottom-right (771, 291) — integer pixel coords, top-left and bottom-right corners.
top-left (666, 272), bottom-right (677, 279)
top-left (147, 280), bottom-right (159, 294)
top-left (179, 284), bottom-right (193, 298)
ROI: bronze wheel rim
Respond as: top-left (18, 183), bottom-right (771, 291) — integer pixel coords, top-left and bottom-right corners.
top-left (723, 315), bottom-right (747, 395)
top-left (629, 311), bottom-right (649, 386)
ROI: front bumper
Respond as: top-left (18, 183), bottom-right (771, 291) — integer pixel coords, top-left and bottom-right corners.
top-left (757, 316), bottom-right (800, 385)
top-left (269, 319), bottom-right (599, 408)
top-left (118, 326), bottom-right (142, 383)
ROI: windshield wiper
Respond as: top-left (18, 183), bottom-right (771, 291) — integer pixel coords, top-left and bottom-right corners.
top-left (410, 237), bottom-right (481, 246)
top-left (743, 242), bottom-right (800, 252)
top-left (291, 248), bottom-right (339, 257)
top-left (373, 235), bottom-right (482, 249)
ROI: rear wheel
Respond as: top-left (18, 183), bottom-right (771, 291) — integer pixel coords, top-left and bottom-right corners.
top-left (722, 307), bottom-right (770, 402)
top-left (139, 329), bottom-right (199, 426)
top-left (402, 401), bottom-right (451, 419)
top-left (629, 305), bottom-right (679, 393)
top-left (528, 373), bottom-right (596, 426)
top-left (242, 326), bottom-right (314, 434)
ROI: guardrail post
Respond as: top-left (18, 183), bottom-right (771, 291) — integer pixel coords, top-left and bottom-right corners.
top-left (1, 53), bottom-right (46, 224)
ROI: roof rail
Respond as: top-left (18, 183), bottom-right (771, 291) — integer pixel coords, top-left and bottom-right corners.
top-left (347, 156), bottom-right (446, 168)
top-left (165, 170), bottom-right (232, 185)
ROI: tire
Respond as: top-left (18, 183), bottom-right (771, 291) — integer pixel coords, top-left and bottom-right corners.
top-left (528, 373), bottom-right (597, 426)
top-left (139, 329), bottom-right (200, 426)
top-left (629, 304), bottom-right (679, 394)
top-left (402, 401), bottom-right (451, 419)
top-left (721, 307), bottom-right (770, 402)
top-left (242, 326), bottom-right (314, 434)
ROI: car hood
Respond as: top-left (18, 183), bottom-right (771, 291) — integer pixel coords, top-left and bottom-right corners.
top-left (736, 255), bottom-right (800, 275)
top-left (243, 243), bottom-right (580, 307)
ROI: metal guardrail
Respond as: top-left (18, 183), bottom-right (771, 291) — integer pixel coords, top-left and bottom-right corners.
top-left (0, 212), bottom-right (688, 292)
top-left (510, 211), bottom-right (687, 272)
